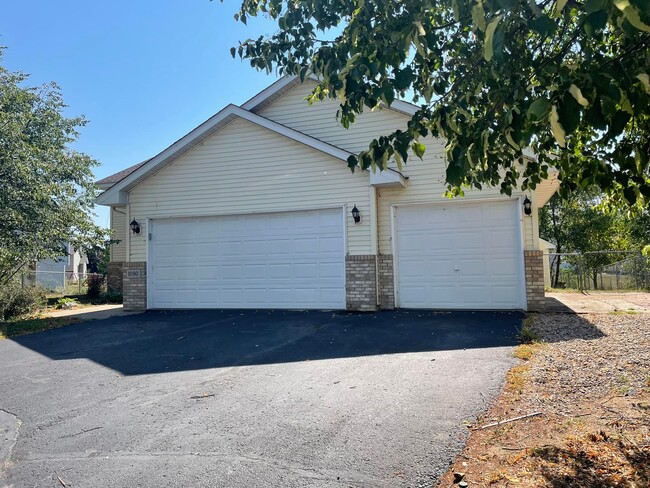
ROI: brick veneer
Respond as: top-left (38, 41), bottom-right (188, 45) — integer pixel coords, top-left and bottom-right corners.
top-left (524, 250), bottom-right (545, 311)
top-left (377, 255), bottom-right (395, 310)
top-left (345, 255), bottom-right (378, 312)
top-left (107, 262), bottom-right (124, 293)
top-left (123, 262), bottom-right (147, 311)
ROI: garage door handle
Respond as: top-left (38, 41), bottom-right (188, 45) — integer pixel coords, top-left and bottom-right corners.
top-left (454, 268), bottom-right (460, 271)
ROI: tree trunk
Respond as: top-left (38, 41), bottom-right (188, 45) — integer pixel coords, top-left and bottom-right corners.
top-left (553, 254), bottom-right (562, 288)
top-left (592, 270), bottom-right (598, 290)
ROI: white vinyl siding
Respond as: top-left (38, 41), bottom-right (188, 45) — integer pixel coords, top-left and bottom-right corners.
top-left (377, 137), bottom-right (536, 255)
top-left (258, 80), bottom-right (410, 154)
top-left (127, 118), bottom-right (371, 262)
top-left (110, 206), bottom-right (127, 262)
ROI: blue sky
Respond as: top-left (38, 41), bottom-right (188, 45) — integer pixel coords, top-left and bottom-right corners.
top-left (1, 0), bottom-right (281, 227)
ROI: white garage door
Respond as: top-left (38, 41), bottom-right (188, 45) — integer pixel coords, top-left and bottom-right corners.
top-left (395, 200), bottom-right (525, 310)
top-left (148, 208), bottom-right (345, 309)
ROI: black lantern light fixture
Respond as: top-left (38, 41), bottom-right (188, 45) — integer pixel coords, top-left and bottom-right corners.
top-left (130, 219), bottom-right (141, 234)
top-left (351, 205), bottom-right (361, 224)
top-left (523, 196), bottom-right (532, 216)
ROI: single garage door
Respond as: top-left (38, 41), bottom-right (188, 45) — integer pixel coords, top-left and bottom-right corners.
top-left (148, 208), bottom-right (345, 309)
top-left (395, 200), bottom-right (525, 310)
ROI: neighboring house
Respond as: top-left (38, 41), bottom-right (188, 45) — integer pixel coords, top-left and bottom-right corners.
top-left (34, 243), bottom-right (88, 290)
top-left (96, 77), bottom-right (559, 312)
top-left (539, 238), bottom-right (557, 288)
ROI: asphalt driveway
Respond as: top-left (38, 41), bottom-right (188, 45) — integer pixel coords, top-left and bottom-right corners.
top-left (0, 310), bottom-right (522, 488)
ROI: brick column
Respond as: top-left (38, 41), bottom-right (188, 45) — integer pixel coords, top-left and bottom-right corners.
top-left (524, 250), bottom-right (545, 311)
top-left (377, 255), bottom-right (395, 310)
top-left (106, 262), bottom-right (124, 293)
top-left (123, 262), bottom-right (147, 311)
top-left (345, 255), bottom-right (378, 312)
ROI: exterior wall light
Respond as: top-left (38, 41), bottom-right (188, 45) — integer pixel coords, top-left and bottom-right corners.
top-left (523, 197), bottom-right (532, 216)
top-left (351, 205), bottom-right (361, 224)
top-left (130, 219), bottom-right (141, 234)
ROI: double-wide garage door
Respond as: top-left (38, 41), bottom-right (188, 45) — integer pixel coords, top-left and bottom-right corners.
top-left (148, 208), bottom-right (345, 309)
top-left (395, 200), bottom-right (526, 310)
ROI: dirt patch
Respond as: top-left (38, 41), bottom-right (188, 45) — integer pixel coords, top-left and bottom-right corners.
top-left (438, 313), bottom-right (650, 487)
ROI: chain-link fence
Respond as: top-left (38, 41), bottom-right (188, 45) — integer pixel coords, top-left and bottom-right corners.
top-left (20, 271), bottom-right (105, 295)
top-left (545, 251), bottom-right (650, 291)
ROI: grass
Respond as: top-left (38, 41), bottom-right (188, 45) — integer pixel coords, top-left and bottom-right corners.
top-left (0, 315), bottom-right (81, 340)
top-left (513, 343), bottom-right (544, 360)
top-left (506, 363), bottom-right (531, 394)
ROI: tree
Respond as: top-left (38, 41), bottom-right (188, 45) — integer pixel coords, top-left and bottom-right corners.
top-left (227, 0), bottom-right (650, 206)
top-left (0, 51), bottom-right (106, 287)
top-left (539, 190), bottom-right (646, 287)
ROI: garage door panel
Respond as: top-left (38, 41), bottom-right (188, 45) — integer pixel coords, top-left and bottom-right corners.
top-left (396, 201), bottom-right (524, 310)
top-left (149, 209), bottom-right (345, 309)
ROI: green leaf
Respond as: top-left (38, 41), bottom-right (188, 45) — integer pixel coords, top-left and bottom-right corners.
top-left (505, 129), bottom-right (520, 149)
top-left (483, 15), bottom-right (502, 62)
top-left (412, 142), bottom-right (426, 159)
top-left (549, 105), bottom-right (566, 147)
top-left (584, 11), bottom-right (609, 35)
top-left (527, 98), bottom-right (550, 120)
top-left (584, 0), bottom-right (607, 13)
top-left (529, 16), bottom-right (557, 36)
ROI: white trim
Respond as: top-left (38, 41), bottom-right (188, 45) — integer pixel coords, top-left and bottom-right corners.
top-left (369, 187), bottom-right (378, 255)
top-left (96, 105), bottom-right (354, 206)
top-left (146, 217), bottom-right (151, 310)
top-left (370, 168), bottom-right (407, 188)
top-left (390, 195), bottom-right (526, 209)
top-left (241, 76), bottom-right (301, 111)
top-left (125, 204), bottom-right (131, 263)
top-left (390, 204), bottom-right (399, 308)
top-left (516, 196), bottom-right (528, 311)
top-left (109, 208), bottom-right (114, 262)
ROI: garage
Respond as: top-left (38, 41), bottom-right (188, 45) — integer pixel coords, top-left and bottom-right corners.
top-left (148, 208), bottom-right (345, 309)
top-left (394, 200), bottom-right (526, 310)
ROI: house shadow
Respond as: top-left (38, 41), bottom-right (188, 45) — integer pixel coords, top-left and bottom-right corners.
top-left (11, 309), bottom-right (528, 376)
top-left (529, 299), bottom-right (607, 343)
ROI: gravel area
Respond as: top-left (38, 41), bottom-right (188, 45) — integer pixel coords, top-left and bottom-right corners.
top-left (438, 311), bottom-right (650, 487)
top-left (527, 313), bottom-right (650, 415)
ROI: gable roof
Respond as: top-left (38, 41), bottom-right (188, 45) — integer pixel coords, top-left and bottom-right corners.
top-left (96, 104), bottom-right (354, 206)
top-left (96, 160), bottom-right (149, 189)
top-left (96, 76), bottom-right (421, 204)
top-left (242, 75), bottom-right (420, 117)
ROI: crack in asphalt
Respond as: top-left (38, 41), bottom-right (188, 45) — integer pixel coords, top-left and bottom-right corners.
top-left (0, 409), bottom-right (22, 483)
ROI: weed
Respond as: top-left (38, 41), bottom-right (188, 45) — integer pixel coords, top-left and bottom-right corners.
top-left (513, 343), bottom-right (543, 360)
top-left (55, 297), bottom-right (79, 309)
top-left (519, 316), bottom-right (541, 344)
top-left (506, 364), bottom-right (530, 394)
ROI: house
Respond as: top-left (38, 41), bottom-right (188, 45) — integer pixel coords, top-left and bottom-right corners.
top-left (96, 77), bottom-right (559, 312)
top-left (33, 243), bottom-right (88, 290)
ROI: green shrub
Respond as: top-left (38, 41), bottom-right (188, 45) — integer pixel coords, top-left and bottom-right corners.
top-left (55, 297), bottom-right (79, 309)
top-left (0, 283), bottom-right (46, 321)
top-left (86, 274), bottom-right (104, 298)
top-left (100, 291), bottom-right (123, 304)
